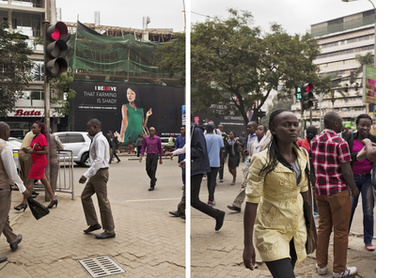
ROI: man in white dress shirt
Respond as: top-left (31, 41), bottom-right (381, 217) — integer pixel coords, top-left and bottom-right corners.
top-left (79, 118), bottom-right (116, 239)
top-left (0, 122), bottom-right (30, 263)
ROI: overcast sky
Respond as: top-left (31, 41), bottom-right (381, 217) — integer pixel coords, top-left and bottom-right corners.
top-left (56, 0), bottom-right (377, 35)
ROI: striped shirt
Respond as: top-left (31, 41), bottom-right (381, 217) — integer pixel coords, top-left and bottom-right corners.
top-left (309, 129), bottom-right (351, 196)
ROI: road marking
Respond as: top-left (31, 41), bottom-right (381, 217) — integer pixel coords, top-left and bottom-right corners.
top-left (126, 197), bottom-right (181, 202)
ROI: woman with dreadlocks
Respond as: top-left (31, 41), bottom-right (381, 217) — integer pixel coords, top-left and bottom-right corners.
top-left (243, 109), bottom-right (313, 277)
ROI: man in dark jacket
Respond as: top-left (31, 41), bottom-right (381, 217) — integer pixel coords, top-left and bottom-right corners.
top-left (191, 124), bottom-right (225, 231)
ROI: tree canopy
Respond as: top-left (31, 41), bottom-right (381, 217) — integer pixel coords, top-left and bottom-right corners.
top-left (190, 9), bottom-right (321, 124)
top-left (0, 21), bottom-right (33, 117)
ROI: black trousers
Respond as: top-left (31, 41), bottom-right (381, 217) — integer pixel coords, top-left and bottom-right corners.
top-left (146, 153), bottom-right (158, 187)
top-left (191, 174), bottom-right (221, 219)
top-left (109, 147), bottom-right (120, 163)
top-left (265, 239), bottom-right (297, 278)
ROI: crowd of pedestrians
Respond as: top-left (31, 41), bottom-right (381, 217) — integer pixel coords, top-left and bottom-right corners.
top-left (0, 109), bottom-right (376, 277)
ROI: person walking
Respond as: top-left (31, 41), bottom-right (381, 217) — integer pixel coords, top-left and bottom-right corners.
top-left (225, 131), bottom-right (242, 185)
top-left (238, 130), bottom-right (247, 162)
top-left (108, 131), bottom-right (121, 164)
top-left (227, 124), bottom-right (270, 212)
top-left (139, 127), bottom-right (163, 191)
top-left (79, 119), bottom-right (116, 239)
top-left (174, 126), bottom-right (186, 188)
top-left (18, 131), bottom-right (34, 185)
top-left (217, 124), bottom-right (228, 182)
top-left (205, 122), bottom-right (224, 206)
top-left (243, 110), bottom-right (313, 277)
top-left (128, 137), bottom-right (134, 154)
top-left (191, 124), bottom-right (225, 231)
top-left (310, 112), bottom-right (359, 277)
top-left (345, 114), bottom-right (376, 252)
top-left (165, 144), bottom-right (186, 219)
top-left (135, 135), bottom-right (143, 157)
top-left (14, 121), bottom-right (58, 211)
top-left (0, 122), bottom-right (31, 263)
top-left (49, 128), bottom-right (64, 195)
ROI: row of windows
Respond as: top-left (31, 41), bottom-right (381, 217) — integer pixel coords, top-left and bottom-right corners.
top-left (320, 34), bottom-right (374, 49)
top-left (0, 11), bottom-right (42, 37)
top-left (316, 45), bottom-right (374, 60)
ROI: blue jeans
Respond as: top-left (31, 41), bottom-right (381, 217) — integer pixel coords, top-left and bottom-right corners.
top-left (349, 174), bottom-right (374, 244)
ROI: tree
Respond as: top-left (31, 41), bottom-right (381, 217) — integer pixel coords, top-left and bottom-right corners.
top-left (0, 21), bottom-right (33, 117)
top-left (355, 52), bottom-right (374, 75)
top-left (49, 70), bottom-right (76, 116)
top-left (156, 32), bottom-right (185, 85)
top-left (191, 9), bottom-right (320, 125)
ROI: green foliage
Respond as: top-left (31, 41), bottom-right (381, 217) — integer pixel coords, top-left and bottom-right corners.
top-left (156, 32), bottom-right (185, 85)
top-left (190, 9), bottom-right (321, 124)
top-left (355, 52), bottom-right (374, 75)
top-left (49, 70), bottom-right (76, 116)
top-left (0, 21), bottom-right (33, 117)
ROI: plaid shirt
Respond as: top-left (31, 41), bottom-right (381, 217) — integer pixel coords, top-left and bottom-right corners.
top-left (309, 129), bottom-right (351, 196)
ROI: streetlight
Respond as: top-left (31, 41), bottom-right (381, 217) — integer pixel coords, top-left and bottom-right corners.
top-left (341, 0), bottom-right (376, 66)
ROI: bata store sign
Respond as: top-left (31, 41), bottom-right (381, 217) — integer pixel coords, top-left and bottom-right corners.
top-left (14, 109), bottom-right (43, 117)
top-left (11, 109), bottom-right (61, 117)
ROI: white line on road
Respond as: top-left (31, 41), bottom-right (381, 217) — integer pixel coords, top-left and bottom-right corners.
top-left (125, 198), bottom-right (181, 202)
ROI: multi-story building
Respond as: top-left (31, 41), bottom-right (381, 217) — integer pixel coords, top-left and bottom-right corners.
top-left (292, 9), bottom-right (376, 129)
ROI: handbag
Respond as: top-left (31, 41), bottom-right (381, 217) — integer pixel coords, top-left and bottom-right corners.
top-left (300, 147), bottom-right (318, 254)
top-left (27, 197), bottom-right (50, 220)
top-left (303, 199), bottom-right (317, 254)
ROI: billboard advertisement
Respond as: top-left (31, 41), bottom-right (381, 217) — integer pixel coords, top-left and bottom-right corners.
top-left (70, 81), bottom-right (185, 144)
top-left (363, 65), bottom-right (376, 104)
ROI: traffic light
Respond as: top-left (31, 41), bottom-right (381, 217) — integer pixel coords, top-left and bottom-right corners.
top-left (45, 22), bottom-right (69, 78)
top-left (295, 86), bottom-right (302, 100)
top-left (301, 83), bottom-right (314, 110)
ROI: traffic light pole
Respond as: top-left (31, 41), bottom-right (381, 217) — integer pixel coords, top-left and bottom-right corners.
top-left (43, 20), bottom-right (51, 202)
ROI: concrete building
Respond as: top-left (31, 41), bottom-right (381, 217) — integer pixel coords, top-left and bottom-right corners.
top-left (292, 9), bottom-right (376, 129)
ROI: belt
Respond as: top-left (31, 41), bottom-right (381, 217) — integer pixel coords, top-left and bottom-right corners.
top-left (355, 173), bottom-right (371, 176)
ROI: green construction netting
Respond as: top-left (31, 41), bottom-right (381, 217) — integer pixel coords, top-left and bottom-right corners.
top-left (66, 21), bottom-right (160, 75)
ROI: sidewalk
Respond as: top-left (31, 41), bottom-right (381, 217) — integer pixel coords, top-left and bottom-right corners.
top-left (191, 162), bottom-right (376, 278)
top-left (0, 157), bottom-right (185, 278)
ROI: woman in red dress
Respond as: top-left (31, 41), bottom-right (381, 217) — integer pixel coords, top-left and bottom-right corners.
top-left (14, 121), bottom-right (58, 211)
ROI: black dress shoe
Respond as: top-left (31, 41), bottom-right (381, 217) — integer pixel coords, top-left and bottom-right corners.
top-left (84, 224), bottom-right (101, 234)
top-left (0, 256), bottom-right (7, 263)
top-left (148, 187), bottom-right (154, 191)
top-left (169, 210), bottom-right (181, 217)
top-left (215, 211), bottom-right (225, 231)
top-left (95, 232), bottom-right (116, 239)
top-left (227, 205), bottom-right (241, 212)
top-left (10, 234), bottom-right (22, 252)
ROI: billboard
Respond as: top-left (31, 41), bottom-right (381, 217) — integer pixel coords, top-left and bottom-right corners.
top-left (70, 81), bottom-right (185, 144)
top-left (363, 65), bottom-right (376, 104)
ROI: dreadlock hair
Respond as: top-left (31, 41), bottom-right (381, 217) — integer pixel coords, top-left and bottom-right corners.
top-left (259, 109), bottom-right (310, 182)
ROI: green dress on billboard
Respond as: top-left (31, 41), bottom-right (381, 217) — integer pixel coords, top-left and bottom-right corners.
top-left (123, 103), bottom-right (143, 144)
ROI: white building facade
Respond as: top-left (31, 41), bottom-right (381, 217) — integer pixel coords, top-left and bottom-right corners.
top-left (292, 9), bottom-right (376, 129)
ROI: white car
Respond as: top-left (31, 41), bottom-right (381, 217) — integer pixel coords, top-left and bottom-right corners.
top-left (54, 131), bottom-right (92, 166)
top-left (7, 137), bottom-right (22, 175)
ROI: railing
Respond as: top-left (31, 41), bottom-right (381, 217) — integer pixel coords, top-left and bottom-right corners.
top-left (57, 150), bottom-right (75, 200)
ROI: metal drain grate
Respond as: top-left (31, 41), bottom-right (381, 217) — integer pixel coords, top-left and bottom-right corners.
top-left (79, 256), bottom-right (126, 277)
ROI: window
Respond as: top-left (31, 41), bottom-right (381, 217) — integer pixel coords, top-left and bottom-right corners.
top-left (66, 134), bottom-right (85, 143)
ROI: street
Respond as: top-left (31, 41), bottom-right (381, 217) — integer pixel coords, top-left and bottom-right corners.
top-left (0, 155), bottom-right (376, 277)
top-left (191, 162), bottom-right (376, 278)
top-left (1, 155), bottom-right (185, 278)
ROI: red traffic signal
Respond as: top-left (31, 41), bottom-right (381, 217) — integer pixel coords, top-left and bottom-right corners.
top-left (45, 22), bottom-right (69, 78)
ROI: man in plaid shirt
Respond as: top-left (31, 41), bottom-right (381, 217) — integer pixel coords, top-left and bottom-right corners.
top-left (309, 112), bottom-right (359, 278)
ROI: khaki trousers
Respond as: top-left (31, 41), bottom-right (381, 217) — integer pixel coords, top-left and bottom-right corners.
top-left (232, 165), bottom-right (249, 208)
top-left (0, 185), bottom-right (18, 245)
top-left (18, 152), bottom-right (32, 184)
top-left (316, 189), bottom-right (351, 273)
top-left (81, 169), bottom-right (115, 234)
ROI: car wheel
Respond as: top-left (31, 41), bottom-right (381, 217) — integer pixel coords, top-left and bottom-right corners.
top-left (81, 152), bottom-right (90, 167)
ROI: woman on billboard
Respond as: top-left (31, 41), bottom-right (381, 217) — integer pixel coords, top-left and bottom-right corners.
top-left (120, 88), bottom-right (152, 144)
